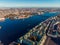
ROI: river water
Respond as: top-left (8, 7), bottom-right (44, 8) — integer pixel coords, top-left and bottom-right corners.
top-left (0, 12), bottom-right (59, 44)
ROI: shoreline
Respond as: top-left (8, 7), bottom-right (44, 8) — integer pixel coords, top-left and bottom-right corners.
top-left (18, 15), bottom-right (32, 19)
top-left (0, 15), bottom-right (32, 21)
top-left (0, 18), bottom-right (5, 21)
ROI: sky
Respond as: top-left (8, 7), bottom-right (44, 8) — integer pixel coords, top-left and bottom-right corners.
top-left (0, 0), bottom-right (60, 7)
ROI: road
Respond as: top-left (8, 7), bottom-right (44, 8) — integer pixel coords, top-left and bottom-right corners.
top-left (44, 16), bottom-right (60, 45)
top-left (44, 36), bottom-right (60, 45)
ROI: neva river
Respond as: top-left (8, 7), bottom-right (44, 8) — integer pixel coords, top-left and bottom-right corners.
top-left (0, 12), bottom-right (59, 44)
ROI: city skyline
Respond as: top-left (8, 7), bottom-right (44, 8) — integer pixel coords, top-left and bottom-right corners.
top-left (0, 0), bottom-right (60, 7)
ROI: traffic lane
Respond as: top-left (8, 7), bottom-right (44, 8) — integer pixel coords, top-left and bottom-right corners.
top-left (44, 37), bottom-right (58, 45)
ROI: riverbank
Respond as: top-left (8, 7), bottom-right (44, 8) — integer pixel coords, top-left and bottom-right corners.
top-left (18, 15), bottom-right (32, 19)
top-left (0, 18), bottom-right (5, 21)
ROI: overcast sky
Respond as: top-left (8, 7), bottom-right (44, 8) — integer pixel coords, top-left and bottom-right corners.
top-left (0, 0), bottom-right (60, 7)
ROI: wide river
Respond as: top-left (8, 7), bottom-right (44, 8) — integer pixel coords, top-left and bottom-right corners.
top-left (0, 12), bottom-right (59, 44)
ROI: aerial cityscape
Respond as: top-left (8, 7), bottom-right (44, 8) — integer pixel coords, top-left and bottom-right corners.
top-left (0, 0), bottom-right (60, 45)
